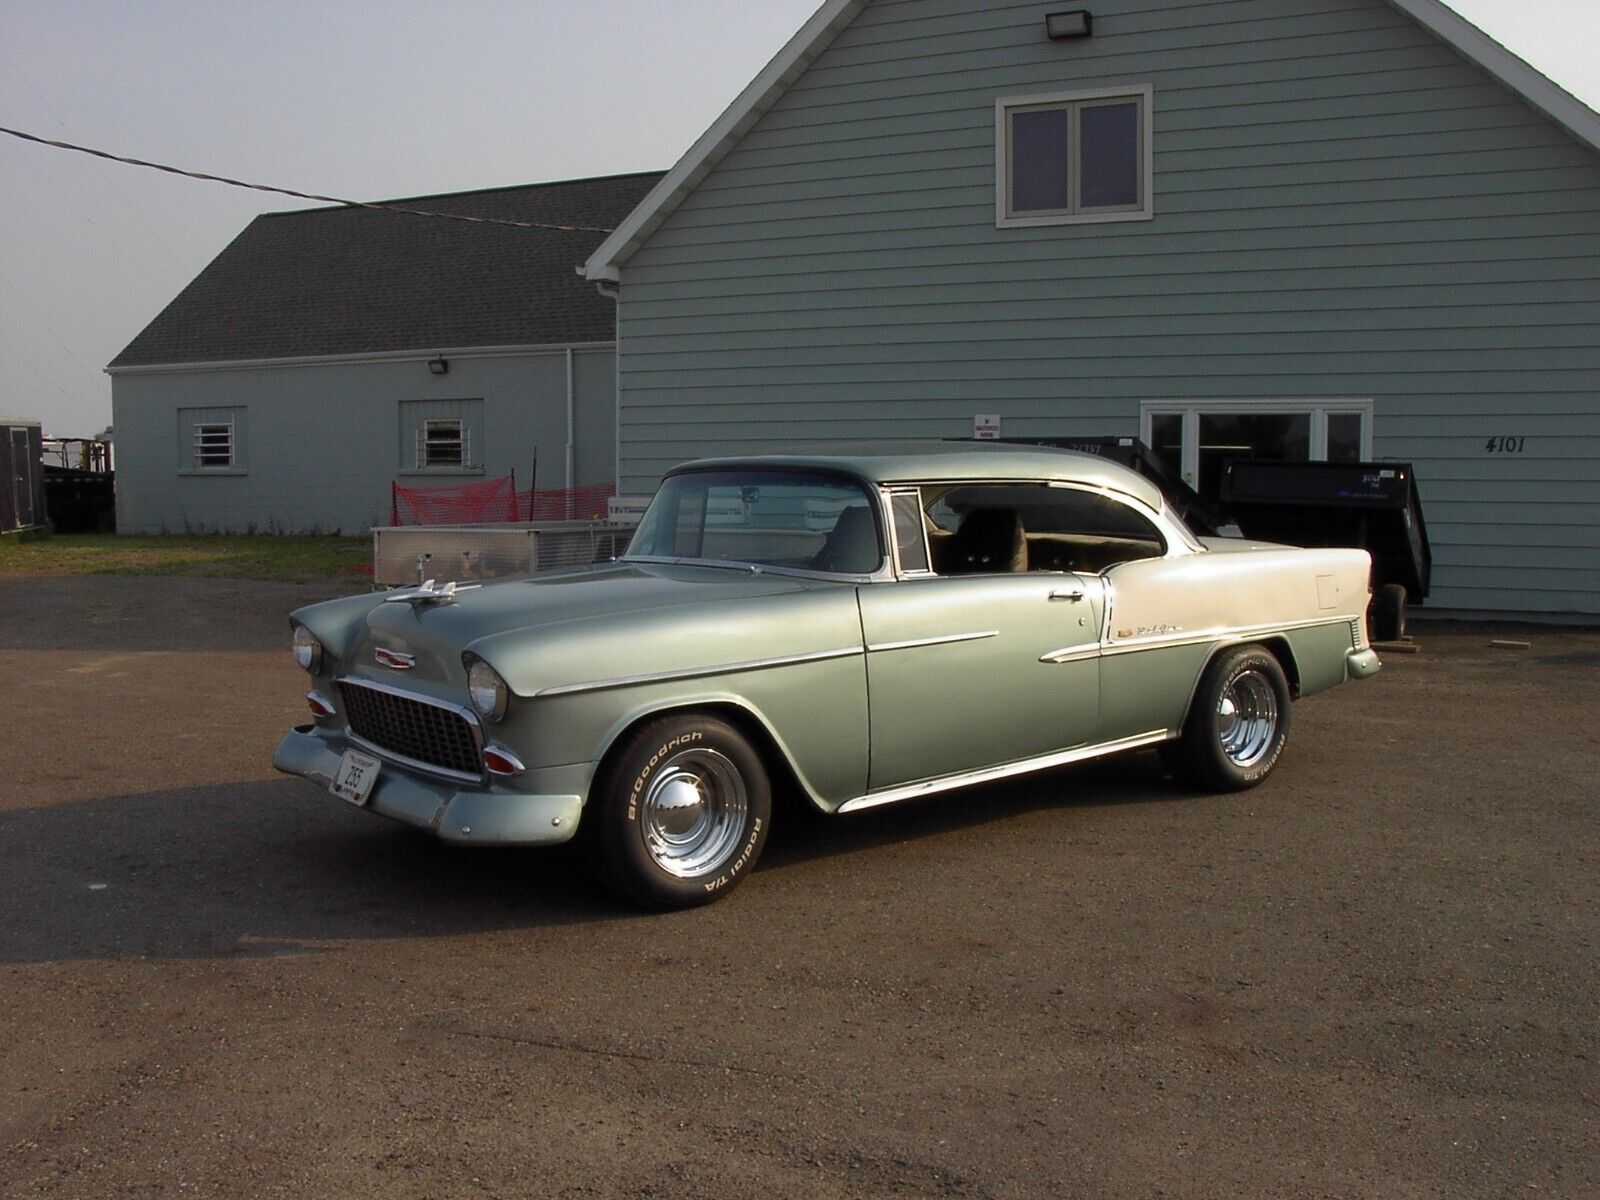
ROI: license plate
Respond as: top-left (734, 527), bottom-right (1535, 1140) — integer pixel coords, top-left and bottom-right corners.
top-left (330, 749), bottom-right (382, 806)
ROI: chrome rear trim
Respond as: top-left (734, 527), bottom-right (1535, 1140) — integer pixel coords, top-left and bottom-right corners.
top-left (838, 729), bottom-right (1169, 813)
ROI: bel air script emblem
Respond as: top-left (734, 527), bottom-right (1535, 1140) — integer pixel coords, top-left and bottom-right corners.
top-left (374, 647), bottom-right (416, 670)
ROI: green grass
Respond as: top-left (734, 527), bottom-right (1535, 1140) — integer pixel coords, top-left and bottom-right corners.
top-left (0, 531), bottom-right (371, 582)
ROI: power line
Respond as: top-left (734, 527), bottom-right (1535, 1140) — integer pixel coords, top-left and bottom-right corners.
top-left (0, 124), bottom-right (617, 234)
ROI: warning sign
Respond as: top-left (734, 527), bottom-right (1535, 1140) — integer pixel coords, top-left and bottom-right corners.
top-left (973, 413), bottom-right (1002, 440)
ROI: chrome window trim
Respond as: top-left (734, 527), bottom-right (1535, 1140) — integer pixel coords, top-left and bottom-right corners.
top-left (882, 487), bottom-right (936, 580)
top-left (535, 646), bottom-right (866, 699)
top-left (335, 675), bottom-right (487, 785)
top-left (839, 729), bottom-right (1170, 813)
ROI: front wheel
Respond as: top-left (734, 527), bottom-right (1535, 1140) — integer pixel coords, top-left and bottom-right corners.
top-left (1165, 645), bottom-right (1292, 792)
top-left (590, 713), bottom-right (772, 909)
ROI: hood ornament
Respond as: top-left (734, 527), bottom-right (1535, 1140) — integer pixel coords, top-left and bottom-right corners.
top-left (383, 579), bottom-right (481, 607)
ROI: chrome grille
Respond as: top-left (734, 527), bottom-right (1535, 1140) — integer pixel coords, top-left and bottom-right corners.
top-left (337, 680), bottom-right (482, 778)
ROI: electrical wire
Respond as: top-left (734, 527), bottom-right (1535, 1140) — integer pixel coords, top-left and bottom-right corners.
top-left (0, 124), bottom-right (617, 234)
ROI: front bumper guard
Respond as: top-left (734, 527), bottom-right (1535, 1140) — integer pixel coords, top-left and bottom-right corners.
top-left (273, 726), bottom-right (584, 846)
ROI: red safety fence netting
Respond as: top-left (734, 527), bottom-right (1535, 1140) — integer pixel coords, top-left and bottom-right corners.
top-left (391, 474), bottom-right (618, 525)
top-left (519, 483), bottom-right (617, 522)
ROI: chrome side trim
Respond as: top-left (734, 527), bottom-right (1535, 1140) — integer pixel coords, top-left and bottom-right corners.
top-left (535, 646), bottom-right (865, 698)
top-left (865, 630), bottom-right (997, 653)
top-left (838, 729), bottom-right (1170, 813)
top-left (1102, 613), bottom-right (1363, 657)
top-left (1039, 645), bottom-right (1099, 664)
top-left (1041, 613), bottom-right (1363, 666)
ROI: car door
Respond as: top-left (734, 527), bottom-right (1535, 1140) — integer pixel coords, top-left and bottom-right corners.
top-left (856, 572), bottom-right (1103, 791)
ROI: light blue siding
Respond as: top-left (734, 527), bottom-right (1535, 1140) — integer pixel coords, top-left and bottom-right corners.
top-left (614, 0), bottom-right (1600, 613)
top-left (113, 348), bottom-right (616, 535)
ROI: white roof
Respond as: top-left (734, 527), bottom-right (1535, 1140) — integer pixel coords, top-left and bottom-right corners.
top-left (1, 417), bottom-right (43, 428)
top-left (582, 0), bottom-right (1600, 283)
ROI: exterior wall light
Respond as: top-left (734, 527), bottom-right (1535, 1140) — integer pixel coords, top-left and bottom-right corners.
top-left (428, 357), bottom-right (449, 375)
top-left (1046, 10), bottom-right (1092, 39)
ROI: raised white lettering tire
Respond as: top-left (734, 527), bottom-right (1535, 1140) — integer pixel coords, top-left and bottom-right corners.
top-left (591, 713), bottom-right (772, 909)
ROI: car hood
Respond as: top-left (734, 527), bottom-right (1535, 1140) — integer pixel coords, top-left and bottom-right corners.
top-left (319, 562), bottom-right (842, 691)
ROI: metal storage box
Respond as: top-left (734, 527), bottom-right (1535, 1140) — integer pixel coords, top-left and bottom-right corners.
top-left (371, 521), bottom-right (635, 588)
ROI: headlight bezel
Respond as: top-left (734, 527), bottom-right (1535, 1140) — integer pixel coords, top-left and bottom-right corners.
top-left (292, 624), bottom-right (323, 674)
top-left (466, 655), bottom-right (509, 723)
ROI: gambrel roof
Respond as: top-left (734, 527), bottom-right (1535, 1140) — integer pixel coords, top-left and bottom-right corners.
top-left (581, 0), bottom-right (1600, 283)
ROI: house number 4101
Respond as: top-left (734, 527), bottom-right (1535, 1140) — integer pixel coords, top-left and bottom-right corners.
top-left (1485, 436), bottom-right (1526, 452)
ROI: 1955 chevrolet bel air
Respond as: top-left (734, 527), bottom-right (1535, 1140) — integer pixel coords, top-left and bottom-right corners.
top-left (275, 443), bottom-right (1380, 907)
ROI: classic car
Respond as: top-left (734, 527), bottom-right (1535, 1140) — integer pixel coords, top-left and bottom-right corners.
top-left (275, 444), bottom-right (1380, 908)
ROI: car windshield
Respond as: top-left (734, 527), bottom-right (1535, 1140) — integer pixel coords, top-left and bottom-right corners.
top-left (626, 469), bottom-right (883, 575)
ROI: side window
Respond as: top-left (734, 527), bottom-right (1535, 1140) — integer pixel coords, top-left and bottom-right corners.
top-left (926, 484), bottom-right (1165, 576)
top-left (178, 406), bottom-right (245, 473)
top-left (888, 490), bottom-right (931, 575)
top-left (399, 400), bottom-right (483, 472)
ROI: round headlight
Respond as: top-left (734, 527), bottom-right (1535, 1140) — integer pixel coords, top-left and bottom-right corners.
top-left (292, 625), bottom-right (323, 673)
top-left (467, 658), bottom-right (509, 722)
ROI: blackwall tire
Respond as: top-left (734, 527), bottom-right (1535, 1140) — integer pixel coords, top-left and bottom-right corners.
top-left (590, 713), bottom-right (771, 909)
top-left (1168, 645), bottom-right (1292, 793)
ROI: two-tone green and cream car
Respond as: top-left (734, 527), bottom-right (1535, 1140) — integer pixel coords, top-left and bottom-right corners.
top-left (275, 444), bottom-right (1380, 907)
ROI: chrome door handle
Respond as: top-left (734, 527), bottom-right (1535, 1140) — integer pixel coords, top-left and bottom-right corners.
top-left (1048, 588), bottom-right (1085, 602)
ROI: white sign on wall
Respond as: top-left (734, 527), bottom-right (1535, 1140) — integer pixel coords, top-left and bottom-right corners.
top-left (973, 413), bottom-right (1002, 440)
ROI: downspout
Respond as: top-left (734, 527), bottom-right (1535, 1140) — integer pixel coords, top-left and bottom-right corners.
top-left (564, 346), bottom-right (575, 518)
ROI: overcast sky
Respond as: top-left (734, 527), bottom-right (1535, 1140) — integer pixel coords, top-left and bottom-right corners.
top-left (3, 0), bottom-right (1597, 437)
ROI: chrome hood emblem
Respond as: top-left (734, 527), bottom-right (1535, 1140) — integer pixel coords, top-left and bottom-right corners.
top-left (374, 647), bottom-right (416, 670)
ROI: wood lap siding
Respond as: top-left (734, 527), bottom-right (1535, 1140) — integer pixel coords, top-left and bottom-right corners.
top-left (615, 0), bottom-right (1600, 613)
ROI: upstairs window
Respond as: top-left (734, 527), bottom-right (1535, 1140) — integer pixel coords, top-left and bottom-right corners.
top-left (997, 86), bottom-right (1152, 227)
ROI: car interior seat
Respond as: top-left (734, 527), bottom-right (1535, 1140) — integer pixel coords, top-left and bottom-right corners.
top-left (948, 507), bottom-right (1028, 573)
top-left (811, 505), bottom-right (880, 573)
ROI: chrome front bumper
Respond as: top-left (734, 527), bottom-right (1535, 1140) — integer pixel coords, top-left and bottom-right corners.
top-left (1346, 648), bottom-right (1382, 680)
top-left (273, 725), bottom-right (585, 846)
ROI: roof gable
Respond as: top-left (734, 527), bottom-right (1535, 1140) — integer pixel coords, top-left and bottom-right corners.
top-left (582, 0), bottom-right (1600, 282)
top-left (112, 171), bottom-right (664, 369)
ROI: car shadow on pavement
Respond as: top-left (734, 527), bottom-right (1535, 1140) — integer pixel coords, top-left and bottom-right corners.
top-left (0, 778), bottom-right (621, 966)
top-left (1, 754), bottom-right (1177, 966)
top-left (759, 750), bottom-right (1178, 872)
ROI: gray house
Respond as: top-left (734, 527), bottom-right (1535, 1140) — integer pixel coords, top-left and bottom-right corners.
top-left (584, 0), bottom-right (1599, 617)
top-left (110, 172), bottom-right (662, 534)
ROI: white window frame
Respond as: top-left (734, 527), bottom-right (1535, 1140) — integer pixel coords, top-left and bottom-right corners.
top-left (1139, 399), bottom-right (1375, 489)
top-left (417, 418), bottom-right (469, 470)
top-left (995, 84), bottom-right (1154, 228)
top-left (191, 421), bottom-right (235, 470)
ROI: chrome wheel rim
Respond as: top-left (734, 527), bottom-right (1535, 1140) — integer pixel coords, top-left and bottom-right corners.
top-left (1217, 670), bottom-right (1279, 768)
top-left (639, 748), bottom-right (749, 878)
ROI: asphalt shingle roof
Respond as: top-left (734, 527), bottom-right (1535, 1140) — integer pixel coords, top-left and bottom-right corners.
top-left (110, 171), bottom-right (664, 368)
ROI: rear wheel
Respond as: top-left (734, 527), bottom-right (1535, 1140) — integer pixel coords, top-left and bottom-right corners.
top-left (1166, 645), bottom-right (1292, 792)
top-left (590, 713), bottom-right (771, 909)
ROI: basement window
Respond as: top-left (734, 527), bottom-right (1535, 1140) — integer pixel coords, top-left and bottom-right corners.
top-left (997, 86), bottom-right (1153, 227)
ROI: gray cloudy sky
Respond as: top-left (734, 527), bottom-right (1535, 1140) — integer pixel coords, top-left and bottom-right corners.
top-left (2, 0), bottom-right (1597, 437)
